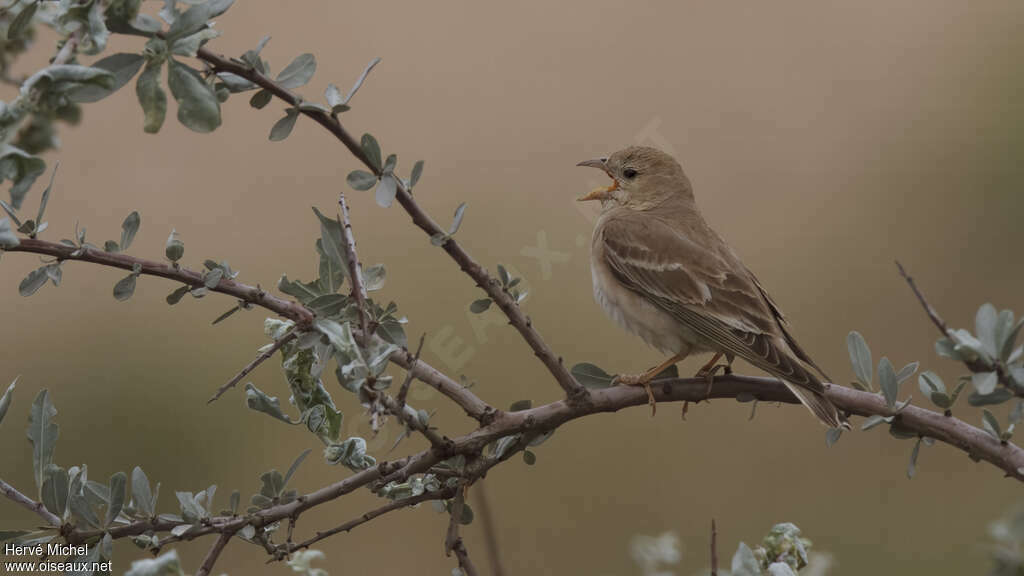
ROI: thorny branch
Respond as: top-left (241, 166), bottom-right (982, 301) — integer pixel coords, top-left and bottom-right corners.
top-left (0, 478), bottom-right (61, 528)
top-left (338, 191), bottom-right (370, 341)
top-left (208, 326), bottom-right (297, 403)
top-left (196, 531), bottom-right (234, 576)
top-left (445, 487), bottom-right (480, 576)
top-left (2, 23), bottom-right (1022, 576)
top-left (279, 486), bottom-right (457, 559)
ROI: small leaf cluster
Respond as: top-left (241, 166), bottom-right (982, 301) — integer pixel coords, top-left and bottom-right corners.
top-left (731, 523), bottom-right (813, 576)
top-left (346, 134), bottom-right (424, 209)
top-left (247, 449), bottom-right (310, 511)
top-left (470, 263), bottom-right (525, 313)
top-left (1, 388), bottom-right (165, 569)
top-left (936, 304), bottom-right (1024, 415)
top-left (845, 331), bottom-right (918, 431)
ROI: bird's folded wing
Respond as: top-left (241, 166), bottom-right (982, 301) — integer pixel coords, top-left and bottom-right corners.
top-left (600, 214), bottom-right (822, 391)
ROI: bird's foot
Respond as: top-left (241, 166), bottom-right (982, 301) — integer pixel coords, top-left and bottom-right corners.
top-left (612, 373), bottom-right (657, 416)
top-left (695, 363), bottom-right (729, 400)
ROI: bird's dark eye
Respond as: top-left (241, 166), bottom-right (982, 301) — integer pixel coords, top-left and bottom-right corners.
top-left (623, 168), bottom-right (638, 179)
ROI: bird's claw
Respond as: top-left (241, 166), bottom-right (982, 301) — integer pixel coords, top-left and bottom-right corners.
top-left (613, 373), bottom-right (657, 417)
top-left (695, 363), bottom-right (730, 400)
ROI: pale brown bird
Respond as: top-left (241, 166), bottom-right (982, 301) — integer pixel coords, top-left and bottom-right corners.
top-left (577, 146), bottom-right (843, 428)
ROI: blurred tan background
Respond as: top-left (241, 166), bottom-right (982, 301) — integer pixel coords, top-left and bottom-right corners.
top-left (2, 1), bottom-right (1023, 574)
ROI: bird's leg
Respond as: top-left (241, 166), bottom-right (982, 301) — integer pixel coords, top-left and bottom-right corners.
top-left (696, 352), bottom-right (724, 378)
top-left (613, 351), bottom-right (688, 416)
top-left (696, 352), bottom-right (735, 399)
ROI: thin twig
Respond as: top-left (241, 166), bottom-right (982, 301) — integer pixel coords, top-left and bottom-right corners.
top-left (338, 191), bottom-right (370, 341)
top-left (208, 327), bottom-right (297, 403)
top-left (0, 478), bottom-right (62, 527)
top-left (445, 485), bottom-right (466, 556)
top-left (281, 487), bottom-right (455, 558)
top-left (445, 486), bottom-right (480, 576)
top-left (196, 531), bottom-right (233, 576)
top-left (8, 238), bottom-right (315, 327)
top-left (52, 30), bottom-right (82, 66)
top-left (896, 261), bottom-right (1014, 390)
top-left (473, 480), bottom-right (506, 576)
top-left (387, 344), bottom-right (495, 423)
top-left (452, 539), bottom-right (480, 576)
top-left (194, 44), bottom-right (588, 404)
top-left (7, 238), bottom-right (492, 422)
top-left (895, 261), bottom-right (951, 337)
top-left (710, 519), bottom-right (718, 576)
top-left (396, 333), bottom-right (426, 410)
top-left (380, 393), bottom-right (447, 447)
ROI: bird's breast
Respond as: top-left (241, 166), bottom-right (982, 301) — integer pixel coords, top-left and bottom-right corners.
top-left (590, 230), bottom-right (702, 355)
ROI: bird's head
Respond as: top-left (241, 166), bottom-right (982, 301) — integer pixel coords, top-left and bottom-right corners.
top-left (576, 146), bottom-right (693, 210)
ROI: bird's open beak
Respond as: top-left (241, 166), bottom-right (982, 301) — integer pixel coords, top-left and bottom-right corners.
top-left (576, 157), bottom-right (616, 201)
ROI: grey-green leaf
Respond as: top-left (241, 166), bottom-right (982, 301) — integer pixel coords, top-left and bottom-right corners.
top-left (972, 371), bottom-right (998, 395)
top-left (509, 399), bottom-right (532, 412)
top-left (361, 133), bottom-right (382, 172)
top-left (282, 448), bottom-right (312, 489)
top-left (41, 465), bottom-right (68, 518)
top-left (347, 170), bottom-right (377, 191)
top-left (0, 144), bottom-right (45, 209)
top-left (375, 174), bottom-right (398, 207)
top-left (69, 53), bottom-right (146, 103)
top-left (917, 371), bottom-right (946, 395)
top-left (982, 409), bottom-right (1002, 441)
top-left (167, 60), bottom-right (221, 133)
top-left (19, 266), bottom-right (49, 296)
top-left (132, 466), bottom-right (155, 517)
top-left (114, 274), bottom-right (138, 301)
top-left (34, 164), bottom-right (58, 234)
top-left (203, 267), bottom-right (223, 289)
top-left (27, 390), bottom-right (58, 496)
top-left (825, 427), bottom-right (842, 447)
top-left (0, 378), bottom-right (14, 426)
top-left (312, 207), bottom-right (348, 282)
top-left (731, 542), bottom-right (761, 576)
top-left (340, 56), bottom-right (380, 105)
top-left (136, 61), bottom-right (167, 133)
top-left (7, 1), bottom-right (38, 41)
top-left (363, 264), bottom-right (386, 291)
top-left (908, 437), bottom-right (922, 478)
top-left (570, 362), bottom-right (613, 389)
top-left (861, 414), bottom-right (888, 431)
top-left (276, 53), bottom-right (316, 89)
top-left (121, 211), bottom-right (141, 251)
top-left (166, 0), bottom-right (234, 41)
top-left (269, 109), bottom-right (299, 141)
top-left (249, 89), bottom-right (272, 109)
top-left (166, 285), bottom-right (190, 305)
top-left (0, 218), bottom-right (20, 248)
top-left (878, 357), bottom-right (897, 408)
top-left (895, 361), bottom-right (919, 384)
top-left (449, 203), bottom-right (466, 235)
top-left (469, 298), bottom-right (492, 313)
top-left (106, 471), bottom-right (127, 526)
top-left (976, 303), bottom-right (999, 359)
top-left (847, 331), bottom-right (872, 388)
top-left (410, 160), bottom-right (424, 188)
top-left (968, 388), bottom-right (1013, 407)
top-left (245, 383), bottom-right (296, 424)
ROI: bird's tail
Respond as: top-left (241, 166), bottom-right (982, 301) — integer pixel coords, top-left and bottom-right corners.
top-left (781, 381), bottom-right (847, 429)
